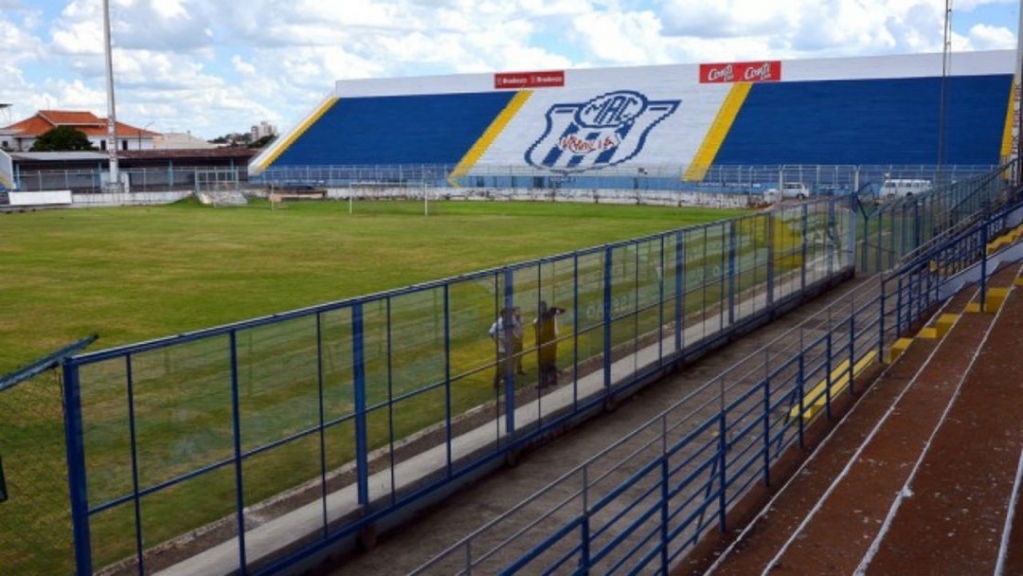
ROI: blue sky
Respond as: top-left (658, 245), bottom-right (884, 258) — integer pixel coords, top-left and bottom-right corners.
top-left (1, 0), bottom-right (1019, 140)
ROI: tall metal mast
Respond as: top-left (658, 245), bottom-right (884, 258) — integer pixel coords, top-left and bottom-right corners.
top-left (937, 0), bottom-right (952, 172)
top-left (103, 0), bottom-right (119, 190)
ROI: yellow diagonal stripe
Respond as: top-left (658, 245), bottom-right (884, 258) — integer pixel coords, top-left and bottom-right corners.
top-left (253, 96), bottom-right (339, 174)
top-left (447, 91), bottom-right (533, 187)
top-left (1001, 80), bottom-right (1018, 159)
top-left (684, 82), bottom-right (752, 182)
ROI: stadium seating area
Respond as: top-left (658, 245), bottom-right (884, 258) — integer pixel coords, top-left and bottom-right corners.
top-left (253, 51), bottom-right (1016, 185)
top-left (716, 75), bottom-right (1013, 166)
top-left (272, 92), bottom-right (516, 166)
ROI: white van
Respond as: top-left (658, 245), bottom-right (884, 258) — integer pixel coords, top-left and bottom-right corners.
top-left (765, 182), bottom-right (810, 201)
top-left (881, 179), bottom-right (931, 199)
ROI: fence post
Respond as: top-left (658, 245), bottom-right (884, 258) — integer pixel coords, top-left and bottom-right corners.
top-left (762, 370), bottom-right (771, 487)
top-left (229, 330), bottom-right (249, 572)
top-left (827, 199), bottom-right (836, 273)
top-left (896, 277), bottom-right (904, 337)
top-left (675, 231), bottom-right (685, 353)
top-left (800, 203), bottom-right (808, 290)
top-left (980, 213), bottom-right (989, 310)
top-left (796, 353), bottom-right (805, 448)
top-left (728, 220), bottom-right (737, 327)
top-left (879, 280), bottom-right (886, 358)
top-left (62, 360), bottom-right (93, 576)
top-left (352, 304), bottom-right (370, 507)
top-left (603, 246), bottom-right (614, 392)
top-left (581, 466), bottom-right (591, 573)
top-left (820, 331), bottom-right (832, 422)
top-left (847, 312), bottom-right (857, 395)
top-left (503, 269), bottom-right (516, 435)
top-left (766, 215), bottom-right (775, 308)
top-left (717, 410), bottom-right (728, 532)
top-left (875, 209), bottom-right (883, 274)
top-left (660, 416), bottom-right (670, 573)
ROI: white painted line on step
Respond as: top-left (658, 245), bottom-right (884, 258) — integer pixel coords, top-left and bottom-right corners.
top-left (700, 291), bottom-right (962, 576)
top-left (995, 445), bottom-right (1023, 576)
top-left (756, 291), bottom-right (975, 576)
top-left (854, 289), bottom-right (1006, 576)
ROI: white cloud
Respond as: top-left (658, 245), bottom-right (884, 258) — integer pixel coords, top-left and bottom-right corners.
top-left (966, 23), bottom-right (1017, 49)
top-left (572, 9), bottom-right (667, 65)
top-left (3, 0), bottom-right (1020, 140)
top-left (0, 14), bottom-right (45, 61)
top-left (231, 55), bottom-right (256, 77)
top-left (50, 0), bottom-right (103, 57)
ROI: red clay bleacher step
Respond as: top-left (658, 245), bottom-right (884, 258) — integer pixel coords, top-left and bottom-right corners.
top-left (861, 263), bottom-right (1023, 575)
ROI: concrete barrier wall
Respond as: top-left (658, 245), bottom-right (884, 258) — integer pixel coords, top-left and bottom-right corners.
top-left (324, 186), bottom-right (757, 209)
top-left (8, 190), bottom-right (73, 206)
top-left (71, 191), bottom-right (191, 207)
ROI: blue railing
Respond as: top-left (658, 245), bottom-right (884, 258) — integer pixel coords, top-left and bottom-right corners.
top-left (409, 186), bottom-right (1023, 575)
top-left (251, 163), bottom-right (998, 196)
top-left (62, 198), bottom-right (853, 575)
top-left (59, 162), bottom-right (1019, 575)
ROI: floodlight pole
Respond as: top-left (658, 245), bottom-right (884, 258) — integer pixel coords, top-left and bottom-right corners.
top-left (937, 0), bottom-right (952, 175)
top-left (103, 0), bottom-right (120, 191)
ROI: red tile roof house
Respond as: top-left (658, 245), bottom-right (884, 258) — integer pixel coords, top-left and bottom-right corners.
top-left (1, 110), bottom-right (160, 152)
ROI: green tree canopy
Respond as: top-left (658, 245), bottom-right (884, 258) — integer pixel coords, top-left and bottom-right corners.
top-left (31, 126), bottom-right (97, 151)
top-left (248, 134), bottom-right (275, 148)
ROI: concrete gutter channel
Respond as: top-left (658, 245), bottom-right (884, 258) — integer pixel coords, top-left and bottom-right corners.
top-left (146, 263), bottom-right (858, 576)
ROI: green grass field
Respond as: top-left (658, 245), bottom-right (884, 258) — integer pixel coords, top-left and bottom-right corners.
top-left (0, 198), bottom-right (748, 574)
top-left (0, 198), bottom-right (746, 375)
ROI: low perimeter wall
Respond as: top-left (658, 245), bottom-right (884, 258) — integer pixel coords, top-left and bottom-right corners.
top-left (3, 188), bottom-right (761, 210)
top-left (323, 186), bottom-right (762, 209)
top-left (6, 189), bottom-right (73, 206)
top-left (72, 191), bottom-right (191, 207)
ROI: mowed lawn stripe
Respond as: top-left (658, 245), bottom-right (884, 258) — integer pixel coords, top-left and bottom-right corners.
top-left (0, 199), bottom-right (744, 372)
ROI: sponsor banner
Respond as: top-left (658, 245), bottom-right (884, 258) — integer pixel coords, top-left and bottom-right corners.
top-left (494, 71), bottom-right (565, 90)
top-left (700, 61), bottom-right (782, 84)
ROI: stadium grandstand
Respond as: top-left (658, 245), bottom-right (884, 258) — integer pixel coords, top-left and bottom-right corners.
top-left (250, 50), bottom-right (1017, 193)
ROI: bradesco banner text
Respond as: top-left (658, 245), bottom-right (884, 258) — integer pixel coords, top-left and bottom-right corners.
top-left (494, 71), bottom-right (566, 89)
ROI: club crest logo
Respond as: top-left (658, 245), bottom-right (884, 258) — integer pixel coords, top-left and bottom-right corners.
top-left (525, 90), bottom-right (680, 174)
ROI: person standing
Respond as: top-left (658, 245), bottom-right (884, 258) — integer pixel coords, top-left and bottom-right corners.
top-left (489, 307), bottom-right (514, 389)
top-left (533, 301), bottom-right (564, 389)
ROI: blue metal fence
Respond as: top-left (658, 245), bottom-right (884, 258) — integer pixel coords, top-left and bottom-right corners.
top-left (62, 199), bottom-right (852, 575)
top-left (409, 183), bottom-right (1023, 575)
top-left (58, 162), bottom-right (1020, 575)
top-left (252, 163), bottom-right (998, 197)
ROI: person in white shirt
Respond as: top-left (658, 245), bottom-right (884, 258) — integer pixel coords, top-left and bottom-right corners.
top-left (489, 307), bottom-right (515, 389)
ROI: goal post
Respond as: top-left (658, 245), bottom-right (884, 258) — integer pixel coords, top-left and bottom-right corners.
top-left (194, 168), bottom-right (247, 207)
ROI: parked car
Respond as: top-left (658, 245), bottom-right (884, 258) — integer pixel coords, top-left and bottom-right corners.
top-left (880, 178), bottom-right (931, 199)
top-left (766, 182), bottom-right (811, 200)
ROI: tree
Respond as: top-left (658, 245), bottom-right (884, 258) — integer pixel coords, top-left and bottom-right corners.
top-left (249, 134), bottom-right (275, 148)
top-left (31, 126), bottom-right (97, 151)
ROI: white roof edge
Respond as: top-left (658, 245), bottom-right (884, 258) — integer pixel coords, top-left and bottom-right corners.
top-left (332, 50), bottom-right (1015, 98)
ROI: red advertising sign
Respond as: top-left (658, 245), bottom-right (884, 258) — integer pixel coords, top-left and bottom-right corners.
top-left (494, 71), bottom-right (565, 90)
top-left (699, 61), bottom-right (782, 84)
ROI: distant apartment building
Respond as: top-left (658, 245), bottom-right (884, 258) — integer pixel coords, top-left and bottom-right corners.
top-left (251, 121), bottom-right (277, 142)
